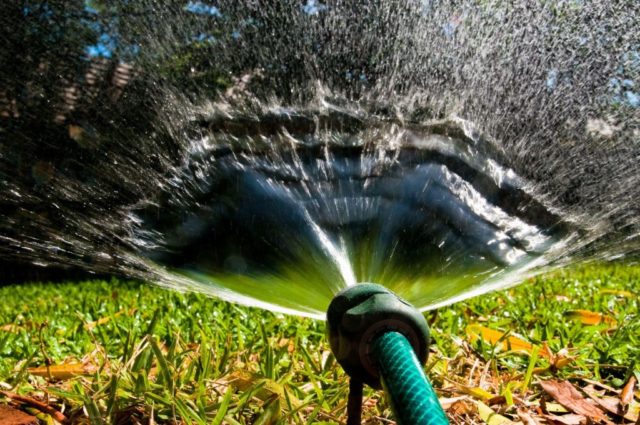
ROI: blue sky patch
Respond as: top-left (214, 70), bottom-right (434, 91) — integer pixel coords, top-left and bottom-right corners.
top-left (185, 1), bottom-right (222, 17)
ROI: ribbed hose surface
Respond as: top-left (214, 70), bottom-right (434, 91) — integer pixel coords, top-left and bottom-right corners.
top-left (372, 331), bottom-right (449, 425)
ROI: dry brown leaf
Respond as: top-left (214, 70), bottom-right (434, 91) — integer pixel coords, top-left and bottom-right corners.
top-left (532, 353), bottom-right (575, 375)
top-left (582, 379), bottom-right (619, 394)
top-left (488, 395), bottom-right (508, 406)
top-left (621, 376), bottom-right (637, 406)
top-left (0, 324), bottom-right (22, 333)
top-left (0, 405), bottom-right (38, 425)
top-left (28, 362), bottom-right (97, 380)
top-left (517, 407), bottom-right (540, 425)
top-left (541, 413), bottom-right (587, 425)
top-left (0, 320), bottom-right (36, 333)
top-left (440, 396), bottom-right (470, 410)
top-left (0, 391), bottom-right (67, 424)
top-left (563, 310), bottom-right (617, 327)
top-left (539, 380), bottom-right (614, 425)
top-left (583, 384), bottom-right (639, 422)
top-left (448, 399), bottom-right (476, 416)
top-left (466, 325), bottom-right (547, 358)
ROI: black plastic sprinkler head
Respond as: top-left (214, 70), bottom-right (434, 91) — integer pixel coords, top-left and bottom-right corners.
top-left (327, 284), bottom-right (449, 425)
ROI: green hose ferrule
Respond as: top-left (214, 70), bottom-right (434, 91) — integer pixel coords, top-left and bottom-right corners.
top-left (327, 283), bottom-right (449, 424)
top-left (327, 283), bottom-right (430, 388)
top-left (372, 331), bottom-right (449, 425)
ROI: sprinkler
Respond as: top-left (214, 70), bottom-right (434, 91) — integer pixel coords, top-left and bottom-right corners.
top-left (327, 284), bottom-right (449, 425)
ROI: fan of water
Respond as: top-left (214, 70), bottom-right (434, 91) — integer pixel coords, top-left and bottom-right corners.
top-left (1, 1), bottom-right (638, 318)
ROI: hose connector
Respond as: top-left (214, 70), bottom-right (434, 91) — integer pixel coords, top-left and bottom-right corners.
top-left (326, 283), bottom-right (430, 389)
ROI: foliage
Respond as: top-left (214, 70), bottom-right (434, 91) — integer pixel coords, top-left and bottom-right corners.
top-left (0, 263), bottom-right (638, 423)
top-left (0, 0), bottom-right (231, 275)
top-left (0, 1), bottom-right (97, 116)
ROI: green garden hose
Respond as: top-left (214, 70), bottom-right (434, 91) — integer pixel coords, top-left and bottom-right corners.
top-left (327, 283), bottom-right (450, 425)
top-left (372, 331), bottom-right (449, 425)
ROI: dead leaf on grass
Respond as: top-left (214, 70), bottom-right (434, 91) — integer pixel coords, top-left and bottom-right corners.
top-left (445, 379), bottom-right (496, 402)
top-left (621, 376), bottom-right (637, 406)
top-left (28, 362), bottom-right (97, 380)
top-left (0, 391), bottom-right (67, 424)
top-left (532, 355), bottom-right (575, 376)
top-left (582, 384), bottom-right (639, 422)
top-left (539, 380), bottom-right (614, 425)
top-left (563, 310), bottom-right (617, 328)
top-left (517, 407), bottom-right (540, 425)
top-left (466, 325), bottom-right (548, 358)
top-left (0, 405), bottom-right (38, 425)
top-left (599, 289), bottom-right (635, 298)
top-left (541, 413), bottom-right (587, 425)
top-left (582, 378), bottom-right (619, 393)
top-left (475, 400), bottom-right (515, 424)
top-left (0, 324), bottom-right (22, 333)
top-left (440, 396), bottom-right (470, 410)
top-left (448, 398), bottom-right (476, 417)
top-left (544, 402), bottom-right (570, 413)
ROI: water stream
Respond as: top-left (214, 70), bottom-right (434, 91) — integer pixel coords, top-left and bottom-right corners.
top-left (1, 1), bottom-right (638, 318)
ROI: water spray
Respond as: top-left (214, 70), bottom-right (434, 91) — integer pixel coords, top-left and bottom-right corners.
top-left (327, 284), bottom-right (449, 425)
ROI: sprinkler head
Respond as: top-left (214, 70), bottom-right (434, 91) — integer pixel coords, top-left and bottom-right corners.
top-left (327, 283), bottom-right (430, 388)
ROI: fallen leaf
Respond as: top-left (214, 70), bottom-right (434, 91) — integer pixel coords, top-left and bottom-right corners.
top-left (446, 379), bottom-right (495, 401)
top-left (475, 400), bottom-right (515, 424)
top-left (532, 351), bottom-right (576, 376)
top-left (0, 324), bottom-right (22, 333)
top-left (621, 376), bottom-right (637, 406)
top-left (599, 289), bottom-right (635, 298)
top-left (544, 403), bottom-right (570, 413)
top-left (467, 325), bottom-right (547, 358)
top-left (539, 380), bottom-right (613, 425)
top-left (541, 413), bottom-right (586, 424)
top-left (582, 384), bottom-right (639, 422)
top-left (563, 310), bottom-right (617, 327)
top-left (0, 405), bottom-right (38, 425)
top-left (467, 386), bottom-right (496, 401)
top-left (0, 320), bottom-right (36, 333)
top-left (581, 378), bottom-right (619, 394)
top-left (448, 399), bottom-right (475, 416)
top-left (28, 362), bottom-right (97, 380)
top-left (440, 396), bottom-right (470, 410)
top-left (517, 407), bottom-right (540, 425)
top-left (0, 391), bottom-right (67, 424)
top-left (488, 395), bottom-right (507, 406)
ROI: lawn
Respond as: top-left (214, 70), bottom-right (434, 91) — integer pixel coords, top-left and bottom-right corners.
top-left (0, 263), bottom-right (638, 424)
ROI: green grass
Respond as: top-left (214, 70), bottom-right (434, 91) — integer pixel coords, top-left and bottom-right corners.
top-left (0, 263), bottom-right (638, 424)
